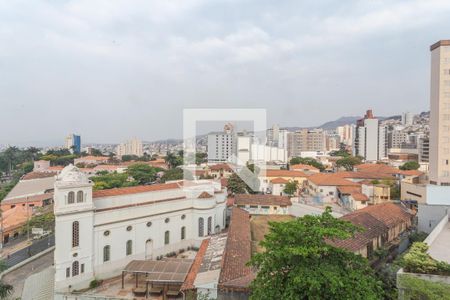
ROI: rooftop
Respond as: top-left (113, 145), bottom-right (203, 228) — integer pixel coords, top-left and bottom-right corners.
top-left (347, 203), bottom-right (414, 229)
top-left (265, 169), bottom-right (307, 178)
top-left (250, 214), bottom-right (294, 253)
top-left (307, 173), bottom-right (360, 187)
top-left (92, 182), bottom-right (181, 198)
top-left (4, 176), bottom-right (55, 200)
top-left (426, 216), bottom-right (450, 264)
top-left (235, 194), bottom-right (292, 206)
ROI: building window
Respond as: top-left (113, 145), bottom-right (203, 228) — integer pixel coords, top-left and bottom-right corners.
top-left (181, 226), bottom-right (186, 240)
top-left (126, 226), bottom-right (132, 231)
top-left (181, 214), bottom-right (186, 220)
top-left (81, 264), bottom-right (85, 274)
top-left (164, 231), bottom-right (170, 245)
top-left (198, 218), bottom-right (204, 237)
top-left (72, 261), bottom-right (79, 276)
top-left (165, 218), bottom-right (170, 223)
top-left (207, 217), bottom-right (212, 235)
top-left (68, 191), bottom-right (75, 204)
top-left (66, 267), bottom-right (70, 278)
top-left (76, 191), bottom-right (83, 203)
top-left (126, 240), bottom-right (132, 256)
top-left (103, 245), bottom-right (110, 262)
top-left (103, 230), bottom-right (110, 236)
top-left (146, 221), bottom-right (152, 227)
top-left (72, 221), bottom-right (79, 248)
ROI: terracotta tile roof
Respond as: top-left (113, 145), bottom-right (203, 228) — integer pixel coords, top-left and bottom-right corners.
top-left (335, 171), bottom-right (394, 180)
top-left (337, 186), bottom-right (361, 194)
top-left (270, 177), bottom-right (289, 184)
top-left (219, 207), bottom-right (253, 291)
top-left (354, 163), bottom-right (402, 176)
top-left (290, 164), bottom-right (319, 171)
top-left (197, 191), bottom-right (213, 199)
top-left (47, 166), bottom-right (64, 171)
top-left (93, 165), bottom-right (122, 171)
top-left (22, 172), bottom-right (56, 180)
top-left (92, 182), bottom-right (181, 198)
top-left (220, 178), bottom-right (228, 187)
top-left (2, 205), bottom-right (32, 232)
top-left (181, 238), bottom-right (210, 291)
top-left (235, 194), bottom-right (292, 206)
top-left (351, 203), bottom-right (414, 229)
top-left (265, 170), bottom-right (307, 178)
top-left (227, 197), bottom-right (235, 206)
top-left (308, 173), bottom-right (360, 187)
top-left (399, 170), bottom-right (424, 176)
top-left (210, 164), bottom-right (234, 172)
top-left (1, 192), bottom-right (53, 205)
top-left (352, 192), bottom-right (369, 201)
top-left (329, 212), bottom-right (388, 252)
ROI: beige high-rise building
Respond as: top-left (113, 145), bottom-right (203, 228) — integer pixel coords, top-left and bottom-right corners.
top-left (116, 138), bottom-right (143, 158)
top-left (287, 129), bottom-right (326, 157)
top-left (429, 40), bottom-right (450, 185)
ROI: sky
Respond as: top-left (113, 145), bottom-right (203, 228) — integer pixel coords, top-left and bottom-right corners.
top-left (1, 0), bottom-right (450, 146)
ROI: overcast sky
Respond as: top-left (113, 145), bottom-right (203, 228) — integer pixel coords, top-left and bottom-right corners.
top-left (1, 0), bottom-right (449, 146)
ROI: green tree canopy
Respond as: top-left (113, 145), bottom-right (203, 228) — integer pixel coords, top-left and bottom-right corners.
top-left (336, 156), bottom-right (363, 171)
top-left (249, 208), bottom-right (384, 300)
top-left (0, 260), bottom-right (13, 299)
top-left (283, 180), bottom-right (299, 196)
top-left (127, 163), bottom-right (160, 184)
top-left (160, 167), bottom-right (193, 182)
top-left (399, 161), bottom-right (420, 171)
top-left (165, 152), bottom-right (183, 169)
top-left (329, 150), bottom-right (351, 157)
top-left (289, 157), bottom-right (325, 171)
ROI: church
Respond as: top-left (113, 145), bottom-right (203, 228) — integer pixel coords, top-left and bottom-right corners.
top-left (53, 165), bottom-right (227, 292)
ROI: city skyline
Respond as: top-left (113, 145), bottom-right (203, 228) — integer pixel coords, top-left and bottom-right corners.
top-left (2, 1), bottom-right (450, 145)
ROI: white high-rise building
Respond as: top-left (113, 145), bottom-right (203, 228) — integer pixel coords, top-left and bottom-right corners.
top-left (430, 40), bottom-right (450, 185)
top-left (207, 124), bottom-right (236, 164)
top-left (116, 138), bottom-right (143, 158)
top-left (336, 124), bottom-right (354, 146)
top-left (353, 110), bottom-right (387, 161)
top-left (402, 112), bottom-right (414, 126)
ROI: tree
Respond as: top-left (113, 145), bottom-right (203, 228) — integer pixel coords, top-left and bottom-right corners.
top-left (329, 150), bottom-right (350, 157)
top-left (121, 154), bottom-right (140, 162)
top-left (160, 168), bottom-right (193, 182)
top-left (283, 181), bottom-right (299, 196)
top-left (289, 157), bottom-right (324, 171)
top-left (127, 163), bottom-right (159, 184)
top-left (249, 208), bottom-right (384, 300)
top-left (165, 152), bottom-right (183, 169)
top-left (227, 173), bottom-right (248, 194)
top-left (0, 261), bottom-right (13, 299)
top-left (399, 161), bottom-right (420, 171)
top-left (336, 156), bottom-right (363, 171)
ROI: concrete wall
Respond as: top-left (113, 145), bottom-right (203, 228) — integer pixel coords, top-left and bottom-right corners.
top-left (417, 204), bottom-right (450, 233)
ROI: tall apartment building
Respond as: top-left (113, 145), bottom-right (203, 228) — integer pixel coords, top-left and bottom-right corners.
top-left (353, 110), bottom-right (387, 161)
top-left (429, 40), bottom-right (450, 185)
top-left (419, 136), bottom-right (430, 163)
top-left (65, 134), bottom-right (81, 154)
top-left (325, 133), bottom-right (340, 151)
top-left (336, 124), bottom-right (354, 146)
top-left (287, 129), bottom-right (326, 157)
top-left (402, 112), bottom-right (414, 126)
top-left (207, 124), bottom-right (236, 164)
top-left (388, 130), bottom-right (410, 149)
top-left (267, 124), bottom-right (288, 149)
top-left (116, 138), bottom-right (143, 158)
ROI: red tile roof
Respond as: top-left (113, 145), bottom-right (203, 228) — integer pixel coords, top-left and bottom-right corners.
top-left (350, 203), bottom-right (414, 229)
top-left (235, 194), bottom-right (292, 206)
top-left (335, 171), bottom-right (394, 180)
top-left (181, 238), bottom-right (210, 291)
top-left (22, 172), bottom-right (56, 180)
top-left (270, 177), bottom-right (289, 184)
top-left (308, 173), bottom-right (360, 187)
top-left (265, 170), bottom-right (307, 178)
top-left (219, 207), bottom-right (254, 291)
top-left (399, 170), bottom-right (424, 176)
top-left (329, 212), bottom-right (388, 252)
top-left (92, 182), bottom-right (180, 198)
top-left (290, 164), bottom-right (319, 171)
top-left (352, 192), bottom-right (369, 201)
top-left (210, 164), bottom-right (234, 172)
top-left (197, 191), bottom-right (213, 199)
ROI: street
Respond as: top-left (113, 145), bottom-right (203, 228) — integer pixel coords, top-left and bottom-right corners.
top-left (4, 234), bottom-right (54, 268)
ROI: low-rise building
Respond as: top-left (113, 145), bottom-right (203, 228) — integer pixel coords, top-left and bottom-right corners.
top-left (234, 194), bottom-right (292, 215)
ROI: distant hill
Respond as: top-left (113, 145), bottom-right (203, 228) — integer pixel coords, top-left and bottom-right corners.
top-left (318, 116), bottom-right (361, 130)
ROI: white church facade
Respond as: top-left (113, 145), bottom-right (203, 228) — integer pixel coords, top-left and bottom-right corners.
top-left (53, 165), bottom-right (227, 292)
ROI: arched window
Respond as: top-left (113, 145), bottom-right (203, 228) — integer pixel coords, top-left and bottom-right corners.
top-left (207, 217), bottom-right (212, 235)
top-left (164, 231), bottom-right (170, 245)
top-left (198, 218), bottom-right (204, 237)
top-left (126, 240), bottom-right (132, 256)
top-left (72, 221), bottom-right (79, 248)
top-left (103, 245), bottom-right (110, 262)
top-left (72, 261), bottom-right (79, 276)
top-left (77, 191), bottom-right (83, 203)
top-left (181, 226), bottom-right (186, 240)
top-left (68, 191), bottom-right (75, 204)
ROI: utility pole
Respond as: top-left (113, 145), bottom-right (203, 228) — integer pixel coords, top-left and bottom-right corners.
top-left (26, 196), bottom-right (30, 241)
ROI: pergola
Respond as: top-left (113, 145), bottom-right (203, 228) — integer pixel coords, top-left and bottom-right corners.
top-left (122, 258), bottom-right (193, 299)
